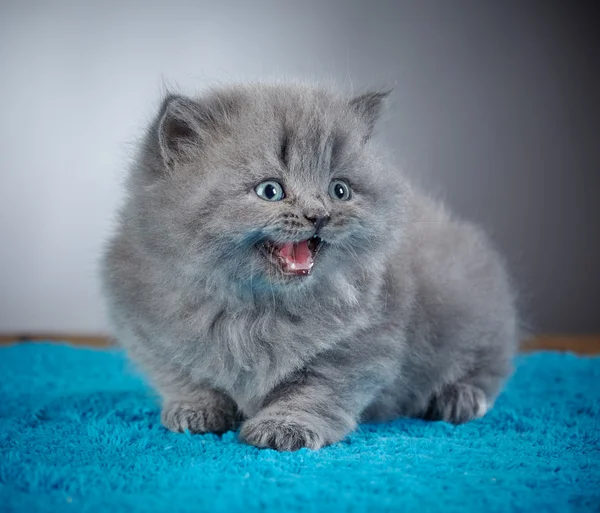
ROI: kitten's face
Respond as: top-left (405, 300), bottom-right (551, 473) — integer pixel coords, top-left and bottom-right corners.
top-left (135, 84), bottom-right (404, 291)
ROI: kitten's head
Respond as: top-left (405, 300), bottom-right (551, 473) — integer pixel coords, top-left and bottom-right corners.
top-left (129, 83), bottom-right (407, 295)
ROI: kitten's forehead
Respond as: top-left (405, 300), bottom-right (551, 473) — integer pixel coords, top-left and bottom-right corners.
top-left (221, 83), bottom-right (349, 136)
top-left (216, 84), bottom-right (357, 181)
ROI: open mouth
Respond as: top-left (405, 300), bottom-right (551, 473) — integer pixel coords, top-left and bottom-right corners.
top-left (261, 235), bottom-right (324, 276)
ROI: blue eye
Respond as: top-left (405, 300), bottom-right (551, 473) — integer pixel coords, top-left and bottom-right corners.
top-left (255, 180), bottom-right (285, 201)
top-left (329, 180), bottom-right (351, 201)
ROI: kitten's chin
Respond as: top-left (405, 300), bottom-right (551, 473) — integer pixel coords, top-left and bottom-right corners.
top-left (257, 235), bottom-right (324, 281)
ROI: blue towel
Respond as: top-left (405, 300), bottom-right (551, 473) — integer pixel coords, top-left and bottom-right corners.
top-left (0, 343), bottom-right (598, 512)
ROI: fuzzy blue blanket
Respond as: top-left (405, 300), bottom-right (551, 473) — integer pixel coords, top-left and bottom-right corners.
top-left (0, 343), bottom-right (598, 512)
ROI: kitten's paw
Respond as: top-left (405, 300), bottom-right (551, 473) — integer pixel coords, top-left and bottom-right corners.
top-left (240, 411), bottom-right (325, 451)
top-left (424, 383), bottom-right (488, 424)
top-left (161, 398), bottom-right (237, 434)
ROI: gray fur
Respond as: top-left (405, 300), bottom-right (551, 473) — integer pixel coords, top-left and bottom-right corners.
top-left (100, 82), bottom-right (519, 451)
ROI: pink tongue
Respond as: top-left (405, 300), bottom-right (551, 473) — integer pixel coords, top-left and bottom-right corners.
top-left (278, 240), bottom-right (313, 272)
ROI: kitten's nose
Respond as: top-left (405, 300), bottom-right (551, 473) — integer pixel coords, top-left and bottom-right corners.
top-left (305, 213), bottom-right (330, 233)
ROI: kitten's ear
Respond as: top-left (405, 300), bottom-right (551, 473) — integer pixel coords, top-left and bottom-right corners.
top-left (349, 90), bottom-right (391, 140)
top-left (157, 95), bottom-right (204, 169)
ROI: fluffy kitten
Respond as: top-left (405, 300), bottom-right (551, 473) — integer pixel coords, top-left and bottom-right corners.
top-left (101, 82), bottom-right (519, 451)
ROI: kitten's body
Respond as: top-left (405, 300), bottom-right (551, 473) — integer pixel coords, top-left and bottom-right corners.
top-left (101, 83), bottom-right (519, 450)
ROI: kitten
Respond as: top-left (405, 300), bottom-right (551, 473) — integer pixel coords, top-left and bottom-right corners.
top-left (101, 82), bottom-right (519, 451)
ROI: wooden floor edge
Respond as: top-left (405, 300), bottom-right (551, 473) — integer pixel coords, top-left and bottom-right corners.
top-left (0, 334), bottom-right (114, 347)
top-left (519, 335), bottom-right (600, 354)
top-left (1, 333), bottom-right (600, 354)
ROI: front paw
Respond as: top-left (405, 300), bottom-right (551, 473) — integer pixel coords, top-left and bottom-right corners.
top-left (240, 410), bottom-right (326, 451)
top-left (161, 399), bottom-right (237, 434)
top-left (424, 383), bottom-right (488, 424)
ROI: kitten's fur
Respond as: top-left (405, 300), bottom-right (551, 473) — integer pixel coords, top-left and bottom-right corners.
top-left (101, 82), bottom-right (519, 451)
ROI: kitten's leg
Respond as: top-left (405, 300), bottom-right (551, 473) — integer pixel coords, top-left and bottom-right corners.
top-left (161, 388), bottom-right (239, 434)
top-left (420, 356), bottom-right (512, 424)
top-left (239, 375), bottom-right (356, 451)
top-left (158, 375), bottom-right (239, 433)
top-left (139, 359), bottom-right (241, 434)
top-left (240, 341), bottom-right (399, 451)
top-left (422, 382), bottom-right (488, 424)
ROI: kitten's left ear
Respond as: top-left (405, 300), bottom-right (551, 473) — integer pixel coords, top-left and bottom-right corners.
top-left (349, 90), bottom-right (391, 140)
top-left (157, 95), bottom-right (205, 170)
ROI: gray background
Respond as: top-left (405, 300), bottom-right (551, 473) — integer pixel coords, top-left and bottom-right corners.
top-left (1, 0), bottom-right (598, 334)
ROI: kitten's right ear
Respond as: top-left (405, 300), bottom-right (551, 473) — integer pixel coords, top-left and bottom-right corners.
top-left (349, 90), bottom-right (391, 141)
top-left (157, 95), bottom-right (203, 169)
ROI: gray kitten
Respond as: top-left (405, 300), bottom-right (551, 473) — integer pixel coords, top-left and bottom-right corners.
top-left (101, 82), bottom-right (519, 451)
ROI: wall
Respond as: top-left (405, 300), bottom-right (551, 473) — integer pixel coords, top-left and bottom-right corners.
top-left (1, 0), bottom-right (598, 334)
